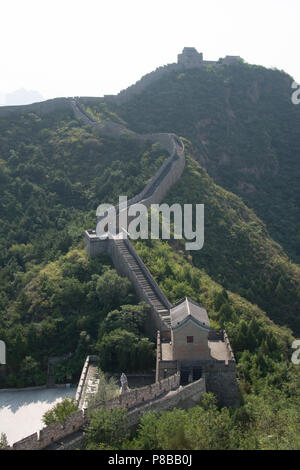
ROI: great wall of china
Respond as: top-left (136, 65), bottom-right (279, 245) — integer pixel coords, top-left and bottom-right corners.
top-left (3, 49), bottom-right (240, 449)
top-left (0, 47), bottom-right (242, 117)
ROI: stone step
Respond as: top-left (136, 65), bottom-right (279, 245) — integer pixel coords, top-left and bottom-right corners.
top-left (114, 239), bottom-right (170, 325)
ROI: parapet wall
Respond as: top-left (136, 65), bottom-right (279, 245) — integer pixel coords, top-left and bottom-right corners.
top-left (9, 409), bottom-right (87, 450)
top-left (223, 330), bottom-right (235, 361)
top-left (126, 377), bottom-right (206, 429)
top-left (108, 239), bottom-right (169, 336)
top-left (7, 372), bottom-right (180, 450)
top-left (71, 99), bottom-right (185, 225)
top-left (77, 98), bottom-right (185, 336)
top-left (90, 372), bottom-right (180, 411)
top-left (75, 355), bottom-right (92, 406)
top-left (123, 237), bottom-right (171, 310)
top-left (207, 329), bottom-right (235, 361)
top-left (0, 98), bottom-right (71, 118)
top-left (112, 133), bottom-right (181, 217)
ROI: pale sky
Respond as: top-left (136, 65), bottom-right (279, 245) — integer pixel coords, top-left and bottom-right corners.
top-left (1, 0), bottom-right (299, 103)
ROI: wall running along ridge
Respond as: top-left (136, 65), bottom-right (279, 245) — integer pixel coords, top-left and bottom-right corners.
top-left (74, 100), bottom-right (239, 408)
top-left (3, 92), bottom-right (239, 450)
top-left (73, 98), bottom-right (185, 333)
top-left (75, 100), bottom-right (240, 411)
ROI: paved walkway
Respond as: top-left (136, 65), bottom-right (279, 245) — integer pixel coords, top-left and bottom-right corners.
top-left (79, 365), bottom-right (99, 409)
top-left (208, 340), bottom-right (231, 361)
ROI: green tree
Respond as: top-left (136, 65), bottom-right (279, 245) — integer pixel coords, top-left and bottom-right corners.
top-left (96, 269), bottom-right (133, 309)
top-left (87, 406), bottom-right (128, 448)
top-left (97, 329), bottom-right (155, 372)
top-left (101, 303), bottom-right (149, 336)
top-left (42, 398), bottom-right (78, 426)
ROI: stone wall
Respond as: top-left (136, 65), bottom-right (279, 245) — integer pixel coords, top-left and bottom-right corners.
top-left (197, 360), bottom-right (240, 407)
top-left (108, 238), bottom-right (170, 336)
top-left (156, 329), bottom-right (240, 408)
top-left (156, 359), bottom-right (178, 381)
top-left (223, 330), bottom-right (235, 361)
top-left (171, 323), bottom-right (211, 361)
top-left (76, 100), bottom-right (239, 409)
top-left (75, 355), bottom-right (91, 406)
top-left (72, 97), bottom-right (185, 220)
top-left (89, 372), bottom-right (180, 411)
top-left (0, 98), bottom-right (71, 118)
top-left (126, 376), bottom-right (206, 429)
top-left (156, 357), bottom-right (239, 407)
top-left (0, 50), bottom-right (243, 121)
top-left (84, 231), bottom-right (109, 257)
top-left (77, 99), bottom-right (185, 337)
top-left (8, 369), bottom-right (232, 449)
top-left (111, 135), bottom-right (184, 232)
top-left (177, 47), bottom-right (204, 68)
top-left (8, 409), bottom-right (88, 450)
top-left (7, 373), bottom-right (180, 450)
top-left (72, 100), bottom-right (185, 230)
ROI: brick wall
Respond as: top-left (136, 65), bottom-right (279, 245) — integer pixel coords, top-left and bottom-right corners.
top-left (172, 324), bottom-right (211, 360)
top-left (0, 98), bottom-right (71, 118)
top-left (196, 359), bottom-right (240, 407)
top-left (7, 372), bottom-right (180, 450)
top-left (126, 377), bottom-right (206, 429)
top-left (89, 372), bottom-right (180, 411)
top-left (8, 410), bottom-right (87, 450)
top-left (75, 355), bottom-right (91, 406)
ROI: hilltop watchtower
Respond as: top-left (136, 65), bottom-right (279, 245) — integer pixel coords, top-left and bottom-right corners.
top-left (156, 297), bottom-right (240, 406)
top-left (177, 47), bottom-right (203, 67)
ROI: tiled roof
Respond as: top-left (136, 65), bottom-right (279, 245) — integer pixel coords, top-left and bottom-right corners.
top-left (170, 297), bottom-right (210, 330)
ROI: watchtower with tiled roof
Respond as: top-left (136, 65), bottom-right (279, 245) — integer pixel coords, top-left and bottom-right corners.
top-left (170, 297), bottom-right (211, 361)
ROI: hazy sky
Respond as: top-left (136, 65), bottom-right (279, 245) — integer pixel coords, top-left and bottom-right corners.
top-left (1, 0), bottom-right (300, 102)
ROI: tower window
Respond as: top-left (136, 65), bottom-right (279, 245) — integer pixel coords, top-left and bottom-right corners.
top-left (187, 336), bottom-right (194, 343)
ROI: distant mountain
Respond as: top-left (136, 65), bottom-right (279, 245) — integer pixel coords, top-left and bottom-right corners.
top-left (0, 88), bottom-right (43, 106)
top-left (100, 62), bottom-right (300, 265)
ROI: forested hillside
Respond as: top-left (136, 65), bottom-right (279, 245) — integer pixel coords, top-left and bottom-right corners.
top-left (100, 63), bottom-right (300, 264)
top-left (165, 142), bottom-right (300, 333)
top-left (0, 108), bottom-right (167, 386)
top-left (0, 59), bottom-right (300, 449)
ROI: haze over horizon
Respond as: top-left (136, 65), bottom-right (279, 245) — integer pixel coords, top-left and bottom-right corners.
top-left (1, 0), bottom-right (300, 105)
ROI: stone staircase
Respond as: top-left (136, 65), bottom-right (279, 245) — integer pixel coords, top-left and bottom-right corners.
top-left (114, 238), bottom-right (171, 328)
top-left (71, 98), bottom-right (186, 333)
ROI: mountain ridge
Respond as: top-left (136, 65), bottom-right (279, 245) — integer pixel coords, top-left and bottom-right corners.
top-left (0, 55), bottom-right (299, 392)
